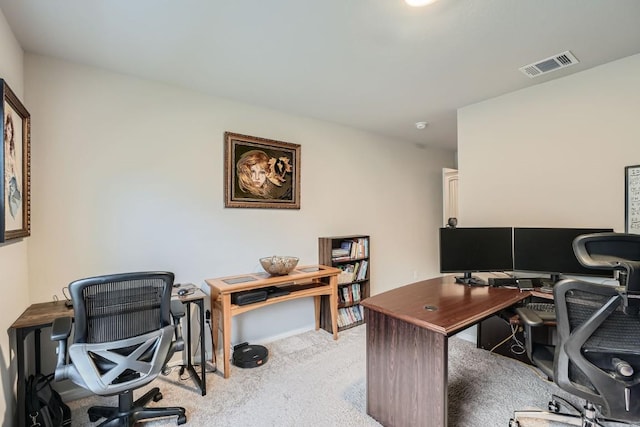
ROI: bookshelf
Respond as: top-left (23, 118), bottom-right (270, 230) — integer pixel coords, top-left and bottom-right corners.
top-left (318, 235), bottom-right (370, 332)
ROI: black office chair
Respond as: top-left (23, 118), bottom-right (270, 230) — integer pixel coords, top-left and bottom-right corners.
top-left (510, 232), bottom-right (640, 427)
top-left (51, 271), bottom-right (187, 426)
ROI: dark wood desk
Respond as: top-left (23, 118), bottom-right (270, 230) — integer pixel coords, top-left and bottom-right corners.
top-left (11, 301), bottom-right (72, 427)
top-left (360, 275), bottom-right (531, 427)
top-left (11, 290), bottom-right (206, 427)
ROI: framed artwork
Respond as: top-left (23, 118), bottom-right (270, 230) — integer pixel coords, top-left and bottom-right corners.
top-left (625, 164), bottom-right (640, 234)
top-left (224, 132), bottom-right (300, 209)
top-left (1, 80), bottom-right (30, 242)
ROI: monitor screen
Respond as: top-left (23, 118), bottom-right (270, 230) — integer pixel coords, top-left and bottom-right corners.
top-left (439, 227), bottom-right (513, 275)
top-left (513, 227), bottom-right (614, 279)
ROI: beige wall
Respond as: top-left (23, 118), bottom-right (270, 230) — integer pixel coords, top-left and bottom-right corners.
top-left (454, 53), bottom-right (640, 343)
top-left (23, 55), bottom-right (453, 355)
top-left (458, 53), bottom-right (640, 230)
top-left (0, 9), bottom-right (27, 426)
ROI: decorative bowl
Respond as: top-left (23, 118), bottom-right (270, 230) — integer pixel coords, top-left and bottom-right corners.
top-left (260, 256), bottom-right (299, 276)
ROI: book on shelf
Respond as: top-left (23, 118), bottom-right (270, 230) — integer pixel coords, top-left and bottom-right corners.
top-left (349, 237), bottom-right (369, 259)
top-left (340, 262), bottom-right (368, 282)
top-left (337, 305), bottom-right (365, 328)
top-left (356, 260), bottom-right (368, 281)
top-left (332, 248), bottom-right (350, 258)
top-left (332, 238), bottom-right (369, 262)
top-left (339, 283), bottom-right (361, 305)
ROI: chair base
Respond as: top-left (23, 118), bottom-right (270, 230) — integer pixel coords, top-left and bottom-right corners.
top-left (88, 387), bottom-right (186, 427)
top-left (509, 395), bottom-right (630, 427)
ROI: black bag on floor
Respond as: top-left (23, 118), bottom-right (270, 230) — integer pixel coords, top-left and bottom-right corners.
top-left (25, 373), bottom-right (71, 427)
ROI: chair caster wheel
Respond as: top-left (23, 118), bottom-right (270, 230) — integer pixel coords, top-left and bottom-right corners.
top-left (177, 414), bottom-right (187, 424)
top-left (89, 414), bottom-right (101, 422)
top-left (548, 400), bottom-right (560, 412)
top-left (153, 392), bottom-right (163, 402)
top-left (509, 418), bottom-right (520, 427)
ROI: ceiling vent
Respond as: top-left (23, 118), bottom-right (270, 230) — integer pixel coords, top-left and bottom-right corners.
top-left (519, 51), bottom-right (579, 78)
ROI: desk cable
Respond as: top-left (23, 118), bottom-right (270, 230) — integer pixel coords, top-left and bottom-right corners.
top-left (61, 286), bottom-right (73, 306)
top-left (190, 309), bottom-right (217, 372)
top-left (489, 322), bottom-right (526, 356)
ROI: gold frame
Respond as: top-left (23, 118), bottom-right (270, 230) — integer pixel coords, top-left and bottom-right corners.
top-left (224, 132), bottom-right (300, 209)
top-left (1, 80), bottom-right (30, 242)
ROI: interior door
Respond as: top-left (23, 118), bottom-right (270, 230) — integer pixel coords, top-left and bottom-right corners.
top-left (442, 168), bottom-right (458, 226)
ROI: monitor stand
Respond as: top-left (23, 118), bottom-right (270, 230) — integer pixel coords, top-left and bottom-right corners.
top-left (538, 273), bottom-right (561, 288)
top-left (455, 272), bottom-right (486, 286)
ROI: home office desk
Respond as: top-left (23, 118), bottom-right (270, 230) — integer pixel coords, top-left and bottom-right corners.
top-left (360, 275), bottom-right (531, 427)
top-left (10, 290), bottom-right (207, 427)
top-left (206, 264), bottom-right (340, 378)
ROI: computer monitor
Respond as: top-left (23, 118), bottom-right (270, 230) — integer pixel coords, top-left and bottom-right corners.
top-left (513, 227), bottom-right (614, 282)
top-left (439, 227), bottom-right (513, 285)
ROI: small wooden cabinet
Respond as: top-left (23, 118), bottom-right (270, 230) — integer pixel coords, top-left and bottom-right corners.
top-left (319, 235), bottom-right (370, 332)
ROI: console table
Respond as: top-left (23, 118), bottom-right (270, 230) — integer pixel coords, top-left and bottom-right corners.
top-left (360, 275), bottom-right (531, 427)
top-left (206, 264), bottom-right (340, 378)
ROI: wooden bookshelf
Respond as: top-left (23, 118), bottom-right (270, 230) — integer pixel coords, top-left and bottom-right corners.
top-left (319, 235), bottom-right (370, 332)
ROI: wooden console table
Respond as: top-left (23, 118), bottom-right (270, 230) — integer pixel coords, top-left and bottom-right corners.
top-left (206, 264), bottom-right (340, 378)
top-left (360, 275), bottom-right (531, 427)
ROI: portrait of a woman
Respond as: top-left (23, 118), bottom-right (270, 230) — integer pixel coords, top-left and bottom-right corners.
top-left (235, 149), bottom-right (292, 200)
top-left (4, 111), bottom-right (21, 219)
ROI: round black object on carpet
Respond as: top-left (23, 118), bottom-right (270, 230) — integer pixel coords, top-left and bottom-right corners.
top-left (232, 342), bottom-right (269, 368)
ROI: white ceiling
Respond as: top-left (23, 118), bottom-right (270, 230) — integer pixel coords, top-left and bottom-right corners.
top-left (1, 0), bottom-right (640, 151)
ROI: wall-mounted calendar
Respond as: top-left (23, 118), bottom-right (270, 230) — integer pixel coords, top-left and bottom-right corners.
top-left (625, 165), bottom-right (640, 234)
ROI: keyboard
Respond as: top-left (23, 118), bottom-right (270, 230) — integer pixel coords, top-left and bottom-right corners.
top-left (525, 302), bottom-right (556, 321)
top-left (526, 302), bottom-right (555, 312)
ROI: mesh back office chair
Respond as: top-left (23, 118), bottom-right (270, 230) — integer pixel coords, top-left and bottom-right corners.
top-left (511, 233), bottom-right (640, 427)
top-left (51, 271), bottom-right (187, 426)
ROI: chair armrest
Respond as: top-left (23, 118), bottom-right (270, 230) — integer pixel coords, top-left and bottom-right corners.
top-left (51, 317), bottom-right (73, 382)
top-left (515, 307), bottom-right (544, 327)
top-left (169, 299), bottom-right (185, 354)
top-left (171, 299), bottom-right (185, 320)
top-left (51, 317), bottom-right (72, 341)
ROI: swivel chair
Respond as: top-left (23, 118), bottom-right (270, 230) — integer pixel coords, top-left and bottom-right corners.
top-left (511, 233), bottom-right (640, 427)
top-left (51, 271), bottom-right (187, 426)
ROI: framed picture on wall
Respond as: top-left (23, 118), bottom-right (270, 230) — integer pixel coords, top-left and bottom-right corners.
top-left (625, 164), bottom-right (640, 235)
top-left (1, 80), bottom-right (31, 242)
top-left (224, 132), bottom-right (301, 209)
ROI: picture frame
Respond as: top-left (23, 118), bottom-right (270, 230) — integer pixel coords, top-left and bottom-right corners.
top-left (625, 164), bottom-right (640, 235)
top-left (224, 132), bottom-right (300, 209)
top-left (1, 80), bottom-right (30, 242)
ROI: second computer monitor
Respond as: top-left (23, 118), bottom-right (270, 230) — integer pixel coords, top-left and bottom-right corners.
top-left (513, 227), bottom-right (614, 280)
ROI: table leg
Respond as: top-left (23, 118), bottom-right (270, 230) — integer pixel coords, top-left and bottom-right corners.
top-left (15, 327), bottom-right (26, 427)
top-left (211, 304), bottom-right (220, 363)
top-left (314, 295), bottom-right (321, 331)
top-left (329, 275), bottom-right (338, 340)
top-left (34, 329), bottom-right (41, 374)
top-left (197, 298), bottom-right (206, 395)
top-left (186, 302), bottom-right (192, 371)
top-left (365, 308), bottom-right (448, 427)
top-left (221, 294), bottom-right (232, 379)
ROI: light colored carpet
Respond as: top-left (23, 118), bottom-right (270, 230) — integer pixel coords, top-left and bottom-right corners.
top-left (66, 325), bottom-right (625, 426)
